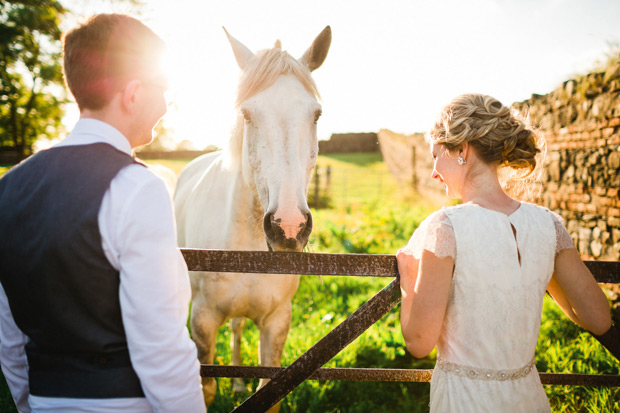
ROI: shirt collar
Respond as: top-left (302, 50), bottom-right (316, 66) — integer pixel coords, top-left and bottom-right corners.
top-left (55, 118), bottom-right (133, 156)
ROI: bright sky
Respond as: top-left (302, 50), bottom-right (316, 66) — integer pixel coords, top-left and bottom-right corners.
top-left (62, 0), bottom-right (620, 150)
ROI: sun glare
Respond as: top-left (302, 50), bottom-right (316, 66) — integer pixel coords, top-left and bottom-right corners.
top-left (56, 0), bottom-right (620, 152)
top-left (152, 27), bottom-right (238, 151)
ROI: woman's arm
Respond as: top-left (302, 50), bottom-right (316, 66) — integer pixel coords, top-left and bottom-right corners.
top-left (547, 248), bottom-right (611, 335)
top-left (398, 248), bottom-right (454, 358)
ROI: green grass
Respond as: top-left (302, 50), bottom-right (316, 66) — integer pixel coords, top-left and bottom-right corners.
top-left (1, 152), bottom-right (618, 411)
top-left (538, 297), bottom-right (620, 411)
top-left (314, 153), bottom-right (401, 206)
top-left (0, 165), bottom-right (11, 177)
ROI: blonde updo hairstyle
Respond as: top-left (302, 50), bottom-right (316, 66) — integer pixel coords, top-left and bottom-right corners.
top-left (427, 94), bottom-right (542, 179)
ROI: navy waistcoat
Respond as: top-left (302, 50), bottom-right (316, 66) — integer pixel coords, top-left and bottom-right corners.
top-left (0, 143), bottom-right (145, 398)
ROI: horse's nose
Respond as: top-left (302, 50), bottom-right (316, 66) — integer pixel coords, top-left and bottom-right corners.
top-left (263, 210), bottom-right (312, 251)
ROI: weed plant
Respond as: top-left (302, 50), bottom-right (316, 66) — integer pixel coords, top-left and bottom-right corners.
top-left (538, 297), bottom-right (620, 412)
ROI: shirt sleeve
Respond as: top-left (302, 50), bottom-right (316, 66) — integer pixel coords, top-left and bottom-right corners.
top-left (0, 284), bottom-right (31, 413)
top-left (549, 211), bottom-right (576, 255)
top-left (102, 166), bottom-right (206, 412)
top-left (400, 209), bottom-right (456, 260)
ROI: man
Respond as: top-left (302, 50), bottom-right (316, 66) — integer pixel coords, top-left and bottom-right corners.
top-left (0, 14), bottom-right (206, 412)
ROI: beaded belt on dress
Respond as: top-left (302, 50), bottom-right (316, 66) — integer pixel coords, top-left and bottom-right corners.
top-left (436, 356), bottom-right (536, 381)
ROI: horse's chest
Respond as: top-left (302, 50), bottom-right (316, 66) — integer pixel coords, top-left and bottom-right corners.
top-left (195, 272), bottom-right (300, 317)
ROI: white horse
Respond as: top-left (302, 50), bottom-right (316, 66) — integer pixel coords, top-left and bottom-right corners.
top-left (174, 26), bottom-right (331, 409)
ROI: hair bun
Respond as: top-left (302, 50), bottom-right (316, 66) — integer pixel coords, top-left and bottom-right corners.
top-left (428, 94), bottom-right (542, 178)
top-left (501, 127), bottom-right (538, 174)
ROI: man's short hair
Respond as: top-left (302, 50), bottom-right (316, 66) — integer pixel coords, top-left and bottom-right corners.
top-left (62, 14), bottom-right (166, 110)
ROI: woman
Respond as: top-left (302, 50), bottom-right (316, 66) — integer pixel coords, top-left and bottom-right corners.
top-left (397, 93), bottom-right (618, 412)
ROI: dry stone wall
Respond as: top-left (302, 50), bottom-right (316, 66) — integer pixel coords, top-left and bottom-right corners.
top-left (318, 132), bottom-right (379, 154)
top-left (512, 64), bottom-right (620, 262)
top-left (380, 62), bottom-right (620, 262)
top-left (377, 129), bottom-right (447, 204)
top-left (379, 62), bottom-right (620, 320)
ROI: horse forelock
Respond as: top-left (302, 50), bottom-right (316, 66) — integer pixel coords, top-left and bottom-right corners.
top-left (235, 47), bottom-right (320, 108)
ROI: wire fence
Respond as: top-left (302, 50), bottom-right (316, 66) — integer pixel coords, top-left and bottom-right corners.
top-left (308, 166), bottom-right (399, 207)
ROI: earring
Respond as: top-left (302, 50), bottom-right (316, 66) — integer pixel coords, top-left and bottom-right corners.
top-left (457, 156), bottom-right (467, 166)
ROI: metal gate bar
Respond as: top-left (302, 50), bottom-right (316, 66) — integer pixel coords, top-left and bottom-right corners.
top-left (181, 249), bottom-right (620, 283)
top-left (201, 364), bottom-right (432, 382)
top-left (201, 365), bottom-right (620, 387)
top-left (181, 249), bottom-right (397, 277)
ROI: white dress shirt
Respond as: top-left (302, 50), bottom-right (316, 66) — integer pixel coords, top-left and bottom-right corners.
top-left (0, 118), bottom-right (206, 413)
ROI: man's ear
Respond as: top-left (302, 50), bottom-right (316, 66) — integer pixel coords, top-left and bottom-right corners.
top-left (121, 80), bottom-right (142, 113)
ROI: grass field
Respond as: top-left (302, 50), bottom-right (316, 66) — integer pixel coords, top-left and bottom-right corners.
top-left (1, 152), bottom-right (619, 412)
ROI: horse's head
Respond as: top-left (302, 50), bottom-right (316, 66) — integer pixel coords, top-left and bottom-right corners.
top-left (224, 26), bottom-right (331, 252)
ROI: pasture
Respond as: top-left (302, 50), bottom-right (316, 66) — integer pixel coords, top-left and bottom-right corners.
top-left (0, 152), bottom-right (618, 412)
top-left (154, 152), bottom-right (620, 412)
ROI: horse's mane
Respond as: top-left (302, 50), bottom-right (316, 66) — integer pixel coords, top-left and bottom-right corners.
top-left (236, 44), bottom-right (320, 107)
top-left (225, 44), bottom-right (320, 166)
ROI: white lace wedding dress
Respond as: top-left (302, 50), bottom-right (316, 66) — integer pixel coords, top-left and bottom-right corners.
top-left (402, 202), bottom-right (575, 412)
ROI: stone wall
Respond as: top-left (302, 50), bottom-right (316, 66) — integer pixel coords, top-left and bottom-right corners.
top-left (319, 132), bottom-right (379, 154)
top-left (512, 63), bottom-right (620, 262)
top-left (379, 61), bottom-right (620, 317)
top-left (380, 62), bottom-right (620, 262)
top-left (377, 129), bottom-right (447, 204)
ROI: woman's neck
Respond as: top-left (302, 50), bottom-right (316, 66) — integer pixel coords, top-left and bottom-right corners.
top-left (460, 166), bottom-right (520, 214)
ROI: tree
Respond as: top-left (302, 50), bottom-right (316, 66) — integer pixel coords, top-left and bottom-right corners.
top-left (0, 0), bottom-right (68, 157)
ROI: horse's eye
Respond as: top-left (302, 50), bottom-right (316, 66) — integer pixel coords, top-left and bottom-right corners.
top-left (314, 110), bottom-right (322, 123)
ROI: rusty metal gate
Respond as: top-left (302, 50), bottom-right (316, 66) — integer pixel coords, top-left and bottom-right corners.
top-left (181, 249), bottom-right (620, 412)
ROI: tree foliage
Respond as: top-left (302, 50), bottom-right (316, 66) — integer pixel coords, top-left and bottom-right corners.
top-left (0, 0), bottom-right (67, 157)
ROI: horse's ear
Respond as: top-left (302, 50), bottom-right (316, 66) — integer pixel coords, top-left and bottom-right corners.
top-left (223, 27), bottom-right (254, 70)
top-left (300, 25), bottom-right (331, 72)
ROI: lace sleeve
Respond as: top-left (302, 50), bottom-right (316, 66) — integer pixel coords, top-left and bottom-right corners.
top-left (399, 210), bottom-right (456, 260)
top-left (549, 211), bottom-right (576, 255)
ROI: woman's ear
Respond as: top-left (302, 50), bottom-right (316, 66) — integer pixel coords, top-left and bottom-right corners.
top-left (121, 80), bottom-right (142, 113)
top-left (460, 142), bottom-right (469, 160)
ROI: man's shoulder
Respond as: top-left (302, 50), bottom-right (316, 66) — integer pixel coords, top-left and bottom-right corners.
top-left (115, 162), bottom-right (163, 188)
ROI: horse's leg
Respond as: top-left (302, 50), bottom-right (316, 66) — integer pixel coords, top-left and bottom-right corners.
top-left (230, 317), bottom-right (247, 393)
top-left (191, 302), bottom-right (224, 406)
top-left (256, 301), bottom-right (293, 413)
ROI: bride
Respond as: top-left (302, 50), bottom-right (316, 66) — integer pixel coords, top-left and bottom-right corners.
top-left (397, 93), bottom-right (618, 412)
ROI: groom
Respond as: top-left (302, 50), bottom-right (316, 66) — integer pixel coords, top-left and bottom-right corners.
top-left (0, 14), bottom-right (206, 412)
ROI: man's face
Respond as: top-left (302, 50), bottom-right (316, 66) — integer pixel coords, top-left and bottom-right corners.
top-left (133, 73), bottom-right (169, 148)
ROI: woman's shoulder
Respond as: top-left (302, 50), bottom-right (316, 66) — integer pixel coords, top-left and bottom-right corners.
top-left (440, 203), bottom-right (480, 219)
top-left (421, 207), bottom-right (452, 225)
top-left (519, 201), bottom-right (563, 222)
